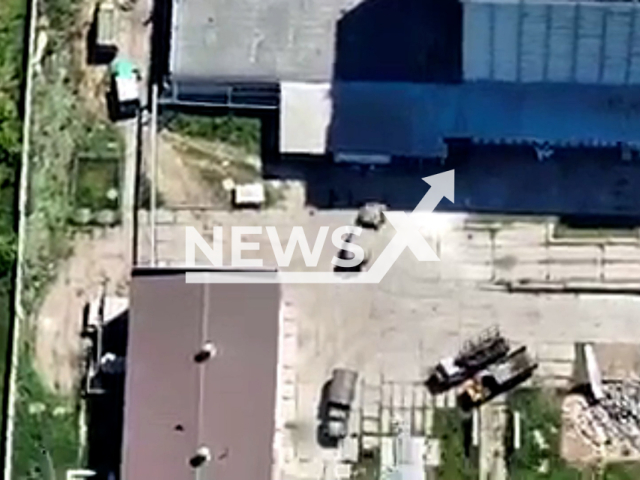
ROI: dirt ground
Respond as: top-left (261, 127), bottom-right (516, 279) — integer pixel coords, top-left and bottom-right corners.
top-left (156, 132), bottom-right (217, 206)
top-left (71, 0), bottom-right (108, 117)
top-left (156, 130), bottom-right (300, 210)
top-left (157, 131), bottom-right (264, 207)
top-left (34, 229), bottom-right (130, 393)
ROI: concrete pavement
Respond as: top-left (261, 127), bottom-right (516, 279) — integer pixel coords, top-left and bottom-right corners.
top-left (136, 208), bottom-right (640, 478)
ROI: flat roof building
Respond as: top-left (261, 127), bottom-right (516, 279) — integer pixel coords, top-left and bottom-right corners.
top-left (162, 0), bottom-right (640, 158)
top-left (121, 269), bottom-right (281, 480)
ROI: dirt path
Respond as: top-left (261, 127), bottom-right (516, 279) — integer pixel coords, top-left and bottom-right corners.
top-left (35, 229), bottom-right (129, 393)
top-left (156, 132), bottom-right (215, 206)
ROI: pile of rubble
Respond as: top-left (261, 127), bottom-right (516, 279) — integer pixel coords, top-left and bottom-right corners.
top-left (564, 380), bottom-right (640, 459)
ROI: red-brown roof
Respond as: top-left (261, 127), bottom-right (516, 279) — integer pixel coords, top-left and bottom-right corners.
top-left (122, 268), bottom-right (281, 480)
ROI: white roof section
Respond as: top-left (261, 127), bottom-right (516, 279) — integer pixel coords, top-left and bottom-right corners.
top-left (280, 81), bottom-right (640, 157)
top-left (463, 0), bottom-right (640, 84)
top-left (280, 83), bottom-right (332, 154)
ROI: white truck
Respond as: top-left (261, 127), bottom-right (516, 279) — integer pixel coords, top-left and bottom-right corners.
top-left (109, 58), bottom-right (140, 120)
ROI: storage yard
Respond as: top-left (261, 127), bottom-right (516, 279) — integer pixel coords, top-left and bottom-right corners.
top-left (137, 206), bottom-right (640, 480)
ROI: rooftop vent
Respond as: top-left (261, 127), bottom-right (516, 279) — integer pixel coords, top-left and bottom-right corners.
top-left (194, 341), bottom-right (216, 363)
top-left (189, 446), bottom-right (211, 468)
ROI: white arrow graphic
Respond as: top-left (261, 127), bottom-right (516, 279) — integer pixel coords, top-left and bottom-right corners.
top-left (414, 170), bottom-right (455, 213)
top-left (186, 170), bottom-right (455, 284)
top-left (362, 169), bottom-right (454, 283)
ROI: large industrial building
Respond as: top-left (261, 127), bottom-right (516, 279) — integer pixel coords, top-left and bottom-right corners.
top-left (158, 0), bottom-right (640, 159)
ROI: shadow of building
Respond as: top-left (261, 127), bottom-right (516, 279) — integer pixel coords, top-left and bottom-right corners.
top-left (333, 0), bottom-right (462, 83)
top-left (84, 309), bottom-right (128, 480)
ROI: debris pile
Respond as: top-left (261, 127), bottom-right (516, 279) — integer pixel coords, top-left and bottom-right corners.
top-left (564, 380), bottom-right (640, 459)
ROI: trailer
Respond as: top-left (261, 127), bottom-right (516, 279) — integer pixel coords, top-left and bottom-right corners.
top-left (460, 346), bottom-right (538, 409)
top-left (96, 0), bottom-right (116, 48)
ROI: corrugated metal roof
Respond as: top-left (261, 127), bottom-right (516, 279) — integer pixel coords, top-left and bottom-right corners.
top-left (463, 0), bottom-right (640, 84)
top-left (122, 269), bottom-right (281, 480)
top-left (284, 81), bottom-right (640, 156)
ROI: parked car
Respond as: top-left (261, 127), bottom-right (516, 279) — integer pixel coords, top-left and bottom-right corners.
top-left (320, 369), bottom-right (359, 442)
top-left (356, 202), bottom-right (387, 230)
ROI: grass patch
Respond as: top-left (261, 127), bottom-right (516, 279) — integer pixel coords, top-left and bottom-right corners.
top-left (603, 462), bottom-right (640, 480)
top-left (433, 408), bottom-right (478, 480)
top-left (166, 113), bottom-right (261, 155)
top-left (40, 0), bottom-right (79, 43)
top-left (72, 120), bottom-right (123, 212)
top-left (13, 353), bottom-right (80, 480)
top-left (73, 158), bottom-right (119, 211)
top-left (506, 389), bottom-right (583, 480)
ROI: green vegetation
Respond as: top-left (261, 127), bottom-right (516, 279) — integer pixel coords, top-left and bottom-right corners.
top-left (13, 356), bottom-right (80, 479)
top-left (433, 408), bottom-right (478, 480)
top-left (0, 0), bottom-right (25, 416)
top-left (74, 159), bottom-right (120, 211)
top-left (166, 113), bottom-right (261, 155)
top-left (73, 122), bottom-right (123, 212)
top-left (506, 389), bottom-right (583, 480)
top-left (505, 389), bottom-right (640, 480)
top-left (352, 449), bottom-right (380, 480)
top-left (603, 462), bottom-right (640, 479)
top-left (14, 46), bottom-right (80, 480)
top-left (10, 0), bottom-right (124, 475)
top-left (39, 0), bottom-right (78, 43)
top-left (22, 51), bottom-right (81, 310)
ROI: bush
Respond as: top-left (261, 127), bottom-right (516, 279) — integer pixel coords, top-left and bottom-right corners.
top-left (433, 409), bottom-right (478, 480)
top-left (506, 389), bottom-right (582, 480)
top-left (13, 355), bottom-right (80, 479)
top-left (166, 114), bottom-right (261, 155)
top-left (604, 463), bottom-right (640, 480)
top-left (0, 0), bottom-right (23, 429)
top-left (40, 0), bottom-right (78, 39)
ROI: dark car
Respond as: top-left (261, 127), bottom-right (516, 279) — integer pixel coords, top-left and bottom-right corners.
top-left (334, 233), bottom-right (370, 272)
